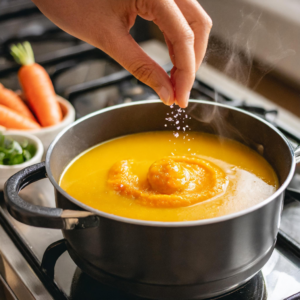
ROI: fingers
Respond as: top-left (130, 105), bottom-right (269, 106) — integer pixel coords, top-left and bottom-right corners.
top-left (137, 0), bottom-right (196, 108)
top-left (163, 33), bottom-right (175, 66)
top-left (175, 0), bottom-right (212, 70)
top-left (104, 31), bottom-right (175, 105)
top-left (142, 0), bottom-right (211, 108)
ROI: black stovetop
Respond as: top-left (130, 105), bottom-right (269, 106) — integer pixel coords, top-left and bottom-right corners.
top-left (1, 4), bottom-right (300, 300)
top-left (0, 67), bottom-right (300, 299)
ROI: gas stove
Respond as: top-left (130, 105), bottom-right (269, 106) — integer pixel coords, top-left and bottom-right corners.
top-left (1, 4), bottom-right (300, 300)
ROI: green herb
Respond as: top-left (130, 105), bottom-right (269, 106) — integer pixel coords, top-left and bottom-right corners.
top-left (0, 134), bottom-right (36, 165)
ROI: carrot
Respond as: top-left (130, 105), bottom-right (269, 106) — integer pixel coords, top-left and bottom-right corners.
top-left (0, 83), bottom-right (36, 121)
top-left (10, 42), bottom-right (62, 127)
top-left (0, 104), bottom-right (41, 130)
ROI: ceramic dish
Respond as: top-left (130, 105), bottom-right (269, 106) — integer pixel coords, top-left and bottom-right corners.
top-left (5, 96), bottom-right (75, 151)
top-left (0, 132), bottom-right (43, 190)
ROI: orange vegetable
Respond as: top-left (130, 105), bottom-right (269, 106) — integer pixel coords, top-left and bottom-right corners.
top-left (11, 42), bottom-right (62, 127)
top-left (0, 104), bottom-right (41, 130)
top-left (0, 83), bottom-right (36, 121)
top-left (108, 156), bottom-right (227, 208)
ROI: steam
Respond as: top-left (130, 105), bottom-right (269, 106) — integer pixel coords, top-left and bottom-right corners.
top-left (166, 8), bottom-right (296, 156)
top-left (185, 101), bottom-right (267, 155)
top-left (186, 103), bottom-right (242, 140)
top-left (205, 10), bottom-right (295, 89)
top-left (182, 8), bottom-right (296, 152)
top-left (222, 12), bottom-right (261, 86)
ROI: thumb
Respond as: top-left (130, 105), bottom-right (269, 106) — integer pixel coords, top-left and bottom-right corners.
top-left (104, 33), bottom-right (174, 105)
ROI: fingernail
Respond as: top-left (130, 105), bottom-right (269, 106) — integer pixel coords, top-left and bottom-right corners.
top-left (184, 92), bottom-right (190, 108)
top-left (159, 87), bottom-right (171, 105)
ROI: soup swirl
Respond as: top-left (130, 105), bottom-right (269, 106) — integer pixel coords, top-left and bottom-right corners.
top-left (59, 131), bottom-right (278, 222)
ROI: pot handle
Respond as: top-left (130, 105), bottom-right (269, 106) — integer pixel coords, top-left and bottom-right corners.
top-left (4, 162), bottom-right (99, 230)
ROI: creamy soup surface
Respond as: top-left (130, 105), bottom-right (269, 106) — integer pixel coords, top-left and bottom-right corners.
top-left (59, 131), bottom-right (278, 222)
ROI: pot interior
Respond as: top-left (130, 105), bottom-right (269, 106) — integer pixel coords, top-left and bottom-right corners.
top-left (47, 100), bottom-right (293, 193)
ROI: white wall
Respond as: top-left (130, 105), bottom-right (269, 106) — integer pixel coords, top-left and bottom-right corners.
top-left (200, 0), bottom-right (300, 85)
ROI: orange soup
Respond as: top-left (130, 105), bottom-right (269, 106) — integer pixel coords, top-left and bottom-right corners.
top-left (59, 131), bottom-right (278, 222)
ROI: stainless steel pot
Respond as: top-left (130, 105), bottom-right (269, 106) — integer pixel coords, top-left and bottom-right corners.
top-left (4, 100), bottom-right (300, 299)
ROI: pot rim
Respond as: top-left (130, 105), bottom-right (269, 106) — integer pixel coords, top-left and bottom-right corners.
top-left (46, 100), bottom-right (295, 227)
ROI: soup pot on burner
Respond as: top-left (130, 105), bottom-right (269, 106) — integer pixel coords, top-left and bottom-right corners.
top-left (4, 100), bottom-right (300, 299)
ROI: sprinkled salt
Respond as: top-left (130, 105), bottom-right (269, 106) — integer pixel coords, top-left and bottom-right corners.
top-left (164, 105), bottom-right (192, 142)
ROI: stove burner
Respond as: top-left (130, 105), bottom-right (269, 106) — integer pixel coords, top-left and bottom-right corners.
top-left (41, 239), bottom-right (267, 300)
top-left (69, 269), bottom-right (267, 300)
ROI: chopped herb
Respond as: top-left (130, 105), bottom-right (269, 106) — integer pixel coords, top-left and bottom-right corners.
top-left (0, 134), bottom-right (36, 165)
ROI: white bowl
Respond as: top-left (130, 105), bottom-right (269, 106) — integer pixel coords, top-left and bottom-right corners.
top-left (0, 133), bottom-right (44, 190)
top-left (6, 96), bottom-right (75, 151)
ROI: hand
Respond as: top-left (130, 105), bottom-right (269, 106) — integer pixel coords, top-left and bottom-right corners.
top-left (32, 0), bottom-right (212, 108)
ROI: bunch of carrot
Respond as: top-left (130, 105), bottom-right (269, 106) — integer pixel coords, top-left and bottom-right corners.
top-left (0, 42), bottom-right (62, 130)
